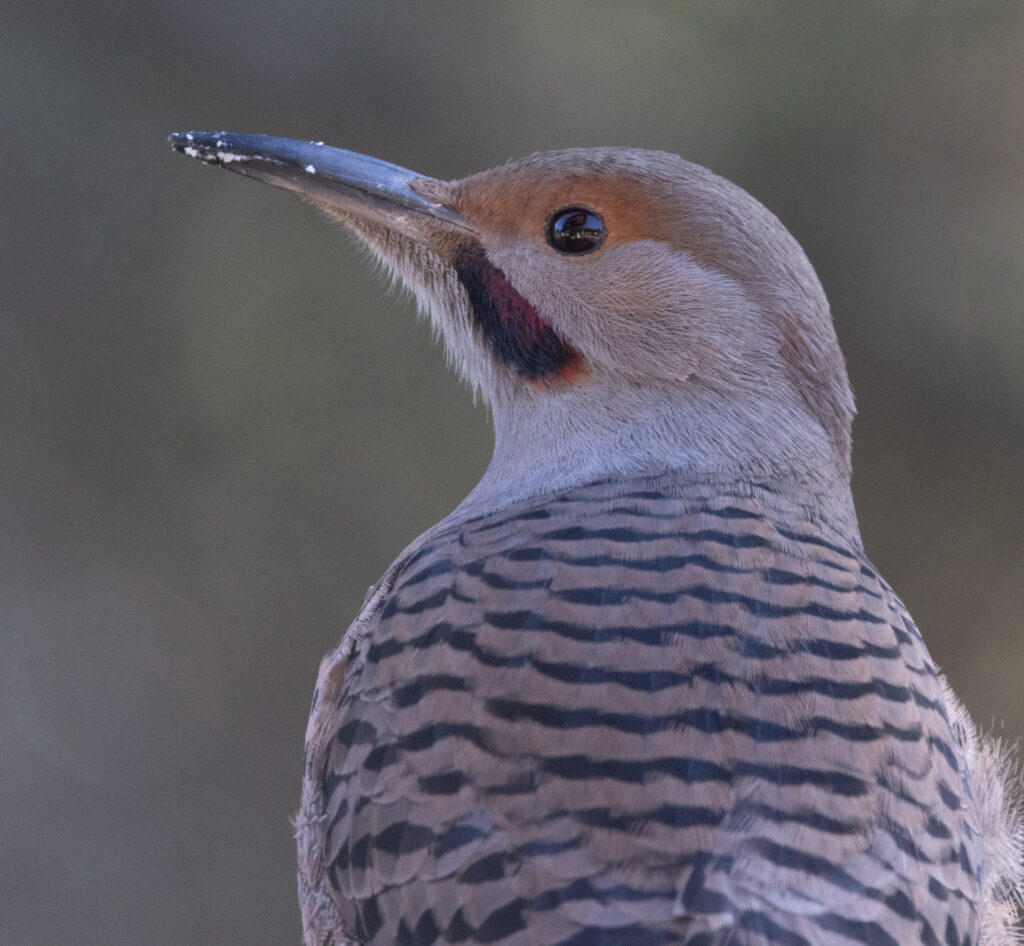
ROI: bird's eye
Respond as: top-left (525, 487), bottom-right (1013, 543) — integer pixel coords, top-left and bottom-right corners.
top-left (546, 206), bottom-right (607, 255)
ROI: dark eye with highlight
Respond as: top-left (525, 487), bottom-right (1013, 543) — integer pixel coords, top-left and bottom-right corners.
top-left (546, 206), bottom-right (607, 255)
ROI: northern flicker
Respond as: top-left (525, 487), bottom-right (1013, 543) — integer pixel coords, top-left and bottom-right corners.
top-left (170, 132), bottom-right (1023, 946)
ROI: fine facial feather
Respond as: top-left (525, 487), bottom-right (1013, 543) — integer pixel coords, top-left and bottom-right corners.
top-left (332, 150), bottom-right (856, 523)
top-left (439, 149), bottom-right (854, 465)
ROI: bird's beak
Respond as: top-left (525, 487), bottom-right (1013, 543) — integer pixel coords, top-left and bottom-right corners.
top-left (168, 131), bottom-right (472, 242)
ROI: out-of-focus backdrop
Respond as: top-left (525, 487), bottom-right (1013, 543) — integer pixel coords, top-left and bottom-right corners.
top-left (3, 2), bottom-right (1022, 943)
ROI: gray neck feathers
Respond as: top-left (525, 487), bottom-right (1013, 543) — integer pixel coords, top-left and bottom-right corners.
top-left (454, 377), bottom-right (858, 542)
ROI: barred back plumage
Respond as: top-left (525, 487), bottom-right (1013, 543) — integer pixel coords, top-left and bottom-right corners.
top-left (297, 474), bottom-right (985, 946)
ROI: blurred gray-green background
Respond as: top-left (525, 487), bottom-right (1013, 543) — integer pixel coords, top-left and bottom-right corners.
top-left (3, 2), bottom-right (1022, 943)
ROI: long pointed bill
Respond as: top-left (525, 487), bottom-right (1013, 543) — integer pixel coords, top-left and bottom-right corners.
top-left (168, 131), bottom-right (472, 241)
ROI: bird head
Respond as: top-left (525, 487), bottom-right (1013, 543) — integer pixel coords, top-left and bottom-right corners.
top-left (170, 134), bottom-right (855, 512)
